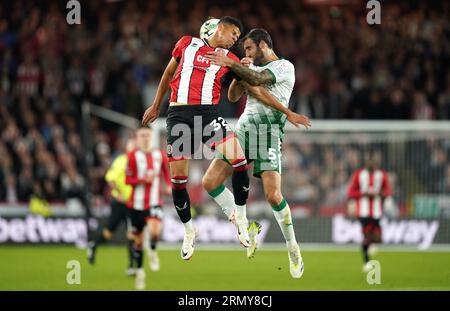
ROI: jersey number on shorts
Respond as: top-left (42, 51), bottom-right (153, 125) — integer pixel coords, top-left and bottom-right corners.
top-left (210, 117), bottom-right (232, 132)
top-left (268, 148), bottom-right (278, 167)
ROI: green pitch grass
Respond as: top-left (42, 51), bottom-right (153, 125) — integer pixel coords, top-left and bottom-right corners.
top-left (1, 245), bottom-right (449, 290)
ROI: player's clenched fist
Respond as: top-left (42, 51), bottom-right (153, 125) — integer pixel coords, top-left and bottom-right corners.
top-left (240, 57), bottom-right (253, 67)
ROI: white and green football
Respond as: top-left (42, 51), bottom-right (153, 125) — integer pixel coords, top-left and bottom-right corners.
top-left (199, 18), bottom-right (219, 40)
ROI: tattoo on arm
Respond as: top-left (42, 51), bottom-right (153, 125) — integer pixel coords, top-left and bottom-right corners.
top-left (229, 62), bottom-right (274, 86)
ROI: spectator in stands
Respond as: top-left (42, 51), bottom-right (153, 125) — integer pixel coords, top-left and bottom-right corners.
top-left (60, 163), bottom-right (85, 200)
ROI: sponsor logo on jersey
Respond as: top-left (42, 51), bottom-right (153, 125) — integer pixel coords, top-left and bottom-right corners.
top-left (194, 53), bottom-right (211, 67)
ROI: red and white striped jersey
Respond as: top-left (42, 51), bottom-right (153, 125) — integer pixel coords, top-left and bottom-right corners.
top-left (169, 36), bottom-right (239, 105)
top-left (125, 149), bottom-right (170, 210)
top-left (347, 168), bottom-right (392, 219)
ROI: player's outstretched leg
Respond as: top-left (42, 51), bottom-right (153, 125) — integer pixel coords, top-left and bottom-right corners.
top-left (172, 175), bottom-right (196, 260)
top-left (204, 158), bottom-right (262, 257)
top-left (262, 171), bottom-right (304, 278)
top-left (172, 175), bottom-right (195, 260)
top-left (215, 137), bottom-right (251, 247)
top-left (203, 159), bottom-right (235, 221)
top-left (272, 198), bottom-right (304, 278)
top-left (170, 159), bottom-right (196, 260)
top-left (230, 159), bottom-right (251, 247)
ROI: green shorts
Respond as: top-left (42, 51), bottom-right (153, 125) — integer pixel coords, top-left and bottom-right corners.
top-left (216, 127), bottom-right (282, 178)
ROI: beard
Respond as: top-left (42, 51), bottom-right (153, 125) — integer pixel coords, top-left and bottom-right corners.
top-left (252, 47), bottom-right (265, 66)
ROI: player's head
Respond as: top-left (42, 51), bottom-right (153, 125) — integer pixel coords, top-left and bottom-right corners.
top-left (136, 126), bottom-right (152, 152)
top-left (242, 28), bottom-right (273, 65)
top-left (212, 16), bottom-right (243, 49)
top-left (364, 151), bottom-right (380, 170)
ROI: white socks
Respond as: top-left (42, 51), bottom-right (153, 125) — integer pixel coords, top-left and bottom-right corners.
top-left (183, 219), bottom-right (194, 234)
top-left (235, 204), bottom-right (247, 220)
top-left (272, 199), bottom-right (297, 247)
top-left (209, 185), bottom-right (235, 218)
top-left (208, 184), bottom-right (248, 221)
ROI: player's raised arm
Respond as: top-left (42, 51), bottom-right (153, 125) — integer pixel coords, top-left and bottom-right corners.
top-left (239, 81), bottom-right (311, 129)
top-left (206, 51), bottom-right (274, 86)
top-left (142, 57), bottom-right (179, 125)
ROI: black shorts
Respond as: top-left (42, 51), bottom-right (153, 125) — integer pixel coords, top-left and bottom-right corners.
top-left (106, 199), bottom-right (127, 232)
top-left (126, 209), bottom-right (151, 234)
top-left (166, 105), bottom-right (235, 160)
top-left (359, 217), bottom-right (381, 234)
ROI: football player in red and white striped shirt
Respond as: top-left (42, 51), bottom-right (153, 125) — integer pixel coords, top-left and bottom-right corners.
top-left (142, 17), bottom-right (252, 261)
top-left (347, 152), bottom-right (393, 271)
top-left (125, 126), bottom-right (171, 289)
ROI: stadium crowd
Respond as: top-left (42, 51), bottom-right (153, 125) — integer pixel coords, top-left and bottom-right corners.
top-left (1, 0), bottom-right (449, 215)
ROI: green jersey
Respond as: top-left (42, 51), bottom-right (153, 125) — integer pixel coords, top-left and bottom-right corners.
top-left (236, 59), bottom-right (296, 140)
top-left (218, 59), bottom-right (296, 177)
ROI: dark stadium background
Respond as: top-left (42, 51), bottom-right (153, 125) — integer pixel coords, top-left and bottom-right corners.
top-left (0, 0), bottom-right (449, 291)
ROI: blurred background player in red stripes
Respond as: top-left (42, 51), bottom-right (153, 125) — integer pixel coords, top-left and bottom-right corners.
top-left (347, 151), bottom-right (394, 272)
top-left (123, 127), bottom-right (171, 289)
